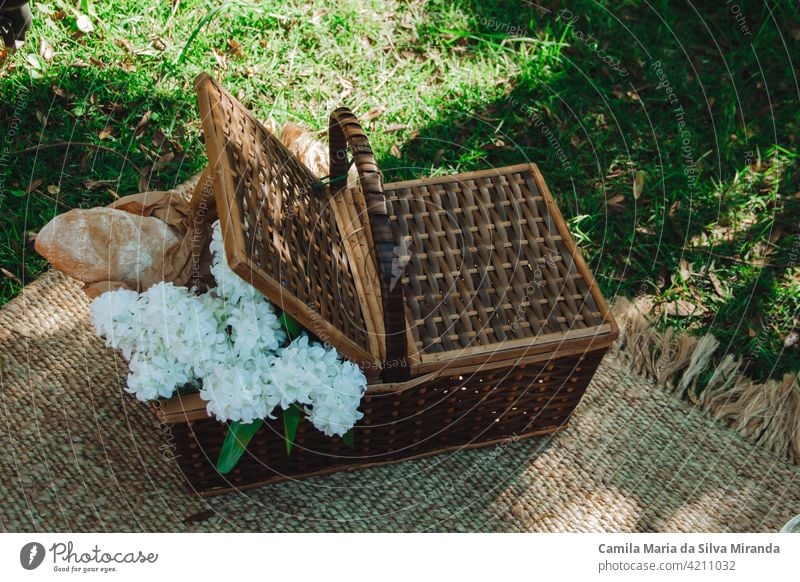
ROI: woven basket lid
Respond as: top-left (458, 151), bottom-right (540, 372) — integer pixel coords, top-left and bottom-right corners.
top-left (381, 164), bottom-right (617, 374)
top-left (195, 74), bottom-right (380, 368)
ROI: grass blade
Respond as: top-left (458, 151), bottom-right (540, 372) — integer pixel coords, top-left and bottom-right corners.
top-left (176, 2), bottom-right (234, 65)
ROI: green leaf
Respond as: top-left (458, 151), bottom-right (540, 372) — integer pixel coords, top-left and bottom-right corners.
top-left (216, 420), bottom-right (263, 474)
top-left (9, 189), bottom-right (26, 198)
top-left (279, 312), bottom-right (303, 340)
top-left (283, 404), bottom-right (302, 456)
top-left (342, 429), bottom-right (354, 448)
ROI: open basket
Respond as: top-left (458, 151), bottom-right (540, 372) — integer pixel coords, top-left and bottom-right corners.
top-left (158, 74), bottom-right (618, 495)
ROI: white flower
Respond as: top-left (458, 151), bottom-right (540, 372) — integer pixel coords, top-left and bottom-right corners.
top-left (184, 292), bottom-right (231, 371)
top-left (208, 221), bottom-right (286, 355)
top-left (90, 220), bottom-right (368, 438)
top-left (307, 360), bottom-right (367, 437)
top-left (126, 351), bottom-right (194, 401)
top-left (210, 222), bottom-right (262, 305)
top-left (269, 335), bottom-right (367, 437)
top-left (268, 335), bottom-right (339, 408)
top-left (90, 289), bottom-right (141, 359)
top-left (224, 293), bottom-right (286, 356)
top-left (200, 353), bottom-right (280, 423)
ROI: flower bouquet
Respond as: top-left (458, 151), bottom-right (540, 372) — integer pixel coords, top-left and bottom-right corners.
top-left (90, 222), bottom-right (367, 473)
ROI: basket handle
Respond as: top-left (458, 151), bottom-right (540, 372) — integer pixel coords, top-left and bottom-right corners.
top-left (329, 108), bottom-right (408, 381)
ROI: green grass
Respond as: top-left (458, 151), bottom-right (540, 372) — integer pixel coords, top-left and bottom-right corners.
top-left (1, 0), bottom-right (798, 382)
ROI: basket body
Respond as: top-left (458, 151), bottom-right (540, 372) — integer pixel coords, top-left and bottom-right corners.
top-left (161, 347), bottom-right (607, 495)
top-left (158, 74), bottom-right (617, 495)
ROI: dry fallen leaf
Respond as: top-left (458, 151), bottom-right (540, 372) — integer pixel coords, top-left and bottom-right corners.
top-left (606, 193), bottom-right (626, 212)
top-left (679, 258), bottom-right (691, 282)
top-left (784, 332), bottom-right (799, 349)
top-left (52, 85), bottom-right (75, 100)
top-left (663, 299), bottom-right (706, 317)
top-left (768, 225), bottom-right (785, 245)
top-left (384, 123), bottom-right (408, 133)
top-left (39, 37), bottom-right (55, 61)
top-left (1, 268), bottom-right (22, 285)
top-left (117, 38), bottom-right (137, 54)
top-left (227, 39), bottom-right (244, 58)
top-left (26, 53), bottom-right (43, 70)
top-left (212, 48), bottom-right (228, 70)
top-left (633, 170), bottom-right (645, 200)
top-left (76, 13), bottom-right (94, 34)
top-left (708, 270), bottom-right (726, 298)
top-left (47, 184), bottom-right (60, 195)
top-left (152, 151), bottom-right (175, 171)
top-left (338, 77), bottom-right (354, 100)
top-left (26, 178), bottom-right (44, 194)
top-left (363, 106), bottom-right (386, 123)
top-left (310, 8), bottom-right (327, 26)
top-left (151, 37), bottom-right (167, 52)
top-left (134, 111), bottom-right (152, 138)
top-left (84, 179), bottom-right (115, 190)
top-left (138, 170), bottom-right (150, 192)
top-left (656, 265), bottom-right (667, 290)
top-left (390, 144), bottom-right (401, 158)
top-left (98, 126), bottom-right (113, 140)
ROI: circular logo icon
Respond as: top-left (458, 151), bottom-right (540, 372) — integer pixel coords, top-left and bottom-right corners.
top-left (20, 542), bottom-right (45, 570)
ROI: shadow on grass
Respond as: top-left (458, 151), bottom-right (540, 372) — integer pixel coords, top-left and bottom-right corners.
top-left (0, 65), bottom-right (205, 299)
top-left (375, 0), bottom-right (800, 380)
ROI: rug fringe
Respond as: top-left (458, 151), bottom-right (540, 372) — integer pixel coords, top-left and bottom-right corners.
top-left (610, 297), bottom-right (800, 464)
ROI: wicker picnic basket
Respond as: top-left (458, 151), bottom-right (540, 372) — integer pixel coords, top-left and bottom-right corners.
top-left (157, 74), bottom-right (618, 495)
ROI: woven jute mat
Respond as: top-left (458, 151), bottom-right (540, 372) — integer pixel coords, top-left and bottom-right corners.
top-left (1, 269), bottom-right (798, 532)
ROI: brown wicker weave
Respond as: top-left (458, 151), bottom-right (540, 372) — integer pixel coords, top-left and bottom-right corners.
top-left (158, 74), bottom-right (618, 495)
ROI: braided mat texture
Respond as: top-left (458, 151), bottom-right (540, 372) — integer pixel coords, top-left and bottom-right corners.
top-left (1, 269), bottom-right (798, 532)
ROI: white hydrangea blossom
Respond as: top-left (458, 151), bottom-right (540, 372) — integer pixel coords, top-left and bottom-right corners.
top-left (200, 353), bottom-right (281, 423)
top-left (90, 288), bottom-right (141, 359)
top-left (209, 222), bottom-right (286, 356)
top-left (90, 220), bottom-right (367, 440)
top-left (306, 357), bottom-right (367, 437)
top-left (224, 298), bottom-right (285, 357)
top-left (209, 223), bottom-right (263, 306)
top-left (126, 351), bottom-right (194, 401)
top-left (267, 335), bottom-right (327, 409)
